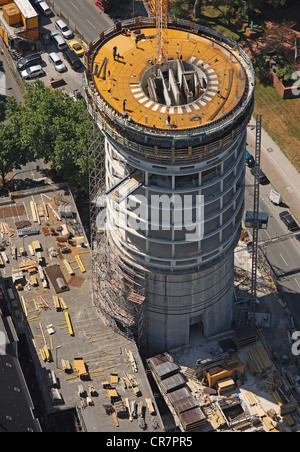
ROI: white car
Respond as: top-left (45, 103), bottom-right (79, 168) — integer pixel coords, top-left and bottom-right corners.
top-left (55, 19), bottom-right (73, 39)
top-left (21, 65), bottom-right (44, 80)
top-left (48, 52), bottom-right (66, 73)
top-left (34, 0), bottom-right (52, 15)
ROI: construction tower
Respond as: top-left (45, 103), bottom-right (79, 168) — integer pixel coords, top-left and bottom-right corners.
top-left (84, 15), bottom-right (255, 352)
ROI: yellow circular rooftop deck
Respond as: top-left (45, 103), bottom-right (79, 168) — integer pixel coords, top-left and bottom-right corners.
top-left (92, 27), bottom-right (247, 131)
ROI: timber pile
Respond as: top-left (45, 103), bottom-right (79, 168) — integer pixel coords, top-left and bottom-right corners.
top-left (272, 390), bottom-right (298, 416)
top-left (247, 345), bottom-right (273, 378)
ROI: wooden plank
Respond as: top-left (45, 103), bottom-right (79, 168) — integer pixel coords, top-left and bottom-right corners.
top-left (112, 411), bottom-right (119, 427)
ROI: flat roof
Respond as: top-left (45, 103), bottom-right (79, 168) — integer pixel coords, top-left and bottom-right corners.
top-left (0, 184), bottom-right (162, 432)
top-left (92, 26), bottom-right (248, 130)
top-left (14, 0), bottom-right (38, 19)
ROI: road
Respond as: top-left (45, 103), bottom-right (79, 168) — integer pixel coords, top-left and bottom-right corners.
top-left (245, 136), bottom-right (300, 330)
top-left (52, 0), bottom-right (114, 43)
top-left (0, 52), bottom-right (23, 104)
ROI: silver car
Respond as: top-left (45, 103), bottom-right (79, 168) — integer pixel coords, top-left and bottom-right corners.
top-left (21, 65), bottom-right (44, 80)
top-left (48, 52), bottom-right (66, 73)
top-left (55, 19), bottom-right (73, 39)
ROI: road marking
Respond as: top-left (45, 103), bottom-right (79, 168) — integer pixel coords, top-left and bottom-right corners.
top-left (295, 278), bottom-right (300, 289)
top-left (280, 253), bottom-right (289, 267)
top-left (69, 0), bottom-right (79, 11)
top-left (87, 19), bottom-right (96, 29)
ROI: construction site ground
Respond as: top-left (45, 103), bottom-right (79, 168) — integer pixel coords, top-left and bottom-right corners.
top-left (0, 184), bottom-right (163, 433)
top-left (163, 239), bottom-right (300, 432)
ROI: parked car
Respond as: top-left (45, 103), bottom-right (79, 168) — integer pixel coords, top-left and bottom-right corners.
top-left (50, 31), bottom-right (68, 51)
top-left (63, 50), bottom-right (82, 70)
top-left (48, 52), bottom-right (66, 73)
top-left (68, 40), bottom-right (84, 57)
top-left (17, 53), bottom-right (42, 71)
top-left (95, 0), bottom-right (110, 12)
top-left (250, 167), bottom-right (269, 184)
top-left (34, 0), bottom-right (52, 16)
top-left (279, 211), bottom-right (299, 231)
top-left (21, 65), bottom-right (44, 80)
top-left (55, 19), bottom-right (73, 39)
top-left (246, 150), bottom-right (255, 168)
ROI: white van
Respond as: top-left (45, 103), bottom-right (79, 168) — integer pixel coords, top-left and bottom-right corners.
top-left (55, 19), bottom-right (73, 39)
top-left (50, 31), bottom-right (68, 51)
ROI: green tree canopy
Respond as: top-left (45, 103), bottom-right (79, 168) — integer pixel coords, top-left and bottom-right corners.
top-left (6, 80), bottom-right (96, 188)
top-left (0, 97), bottom-right (25, 188)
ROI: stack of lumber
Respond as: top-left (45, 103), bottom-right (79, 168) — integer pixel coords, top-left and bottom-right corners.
top-left (40, 345), bottom-right (53, 363)
top-left (122, 372), bottom-right (138, 389)
top-left (126, 349), bottom-right (138, 372)
top-left (272, 391), bottom-right (298, 416)
top-left (247, 345), bottom-right (273, 378)
top-left (245, 391), bottom-right (279, 432)
top-left (216, 378), bottom-right (235, 394)
top-left (234, 327), bottom-right (257, 349)
top-left (106, 388), bottom-right (119, 403)
top-left (19, 260), bottom-right (37, 272)
top-left (53, 296), bottom-right (68, 311)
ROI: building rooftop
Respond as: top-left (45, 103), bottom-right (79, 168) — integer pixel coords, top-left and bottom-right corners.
top-left (91, 25), bottom-right (250, 131)
top-left (0, 183), bottom-right (163, 432)
top-left (0, 316), bottom-right (42, 432)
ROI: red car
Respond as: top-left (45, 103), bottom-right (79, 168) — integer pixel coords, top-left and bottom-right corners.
top-left (95, 0), bottom-right (110, 12)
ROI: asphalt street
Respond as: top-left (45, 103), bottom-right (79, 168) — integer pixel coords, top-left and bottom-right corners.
top-left (0, 52), bottom-right (23, 103)
top-left (52, 0), bottom-right (114, 43)
top-left (245, 131), bottom-right (300, 330)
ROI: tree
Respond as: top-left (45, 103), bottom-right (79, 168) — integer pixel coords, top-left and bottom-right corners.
top-left (0, 102), bottom-right (26, 188)
top-left (193, 0), bottom-right (202, 18)
top-left (7, 80), bottom-right (93, 187)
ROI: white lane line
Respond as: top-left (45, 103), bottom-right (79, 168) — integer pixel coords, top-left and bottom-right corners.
top-left (70, 1), bottom-right (79, 11)
top-left (295, 278), bottom-right (300, 289)
top-left (87, 19), bottom-right (96, 29)
top-left (280, 253), bottom-right (289, 267)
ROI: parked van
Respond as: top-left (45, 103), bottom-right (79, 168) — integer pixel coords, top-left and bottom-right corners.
top-left (17, 53), bottom-right (42, 71)
top-left (50, 31), bottom-right (67, 51)
top-left (55, 19), bottom-right (73, 39)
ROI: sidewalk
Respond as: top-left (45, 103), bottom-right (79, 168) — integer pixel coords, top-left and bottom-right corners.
top-left (247, 117), bottom-right (300, 224)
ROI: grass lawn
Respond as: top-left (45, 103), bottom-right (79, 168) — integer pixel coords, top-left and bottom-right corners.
top-left (169, 1), bottom-right (300, 173)
top-left (253, 83), bottom-right (300, 173)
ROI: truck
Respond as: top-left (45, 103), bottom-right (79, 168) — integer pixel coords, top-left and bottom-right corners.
top-left (246, 150), bottom-right (255, 168)
top-left (269, 189), bottom-right (281, 205)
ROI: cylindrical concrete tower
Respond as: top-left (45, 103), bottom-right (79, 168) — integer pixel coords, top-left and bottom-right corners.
top-left (84, 18), bottom-right (254, 352)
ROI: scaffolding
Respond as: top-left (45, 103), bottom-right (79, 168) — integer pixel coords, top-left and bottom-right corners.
top-left (86, 97), bottom-right (147, 351)
top-left (92, 235), bottom-right (147, 350)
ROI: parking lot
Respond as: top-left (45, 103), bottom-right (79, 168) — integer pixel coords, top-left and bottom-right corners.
top-left (3, 3), bottom-right (87, 96)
